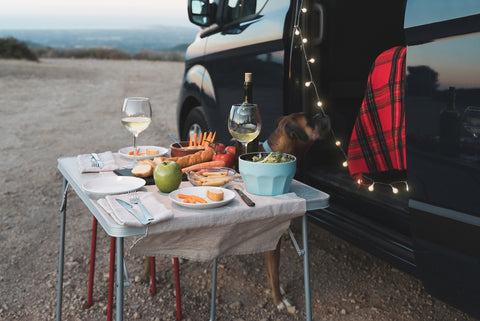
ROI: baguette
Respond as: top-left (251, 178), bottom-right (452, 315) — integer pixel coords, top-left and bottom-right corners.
top-left (206, 188), bottom-right (224, 201)
top-left (155, 149), bottom-right (214, 168)
top-left (131, 164), bottom-right (153, 177)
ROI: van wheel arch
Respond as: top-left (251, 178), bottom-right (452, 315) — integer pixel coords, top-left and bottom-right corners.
top-left (181, 106), bottom-right (210, 141)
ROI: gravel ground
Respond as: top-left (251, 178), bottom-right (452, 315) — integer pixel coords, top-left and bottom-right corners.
top-left (0, 58), bottom-right (477, 321)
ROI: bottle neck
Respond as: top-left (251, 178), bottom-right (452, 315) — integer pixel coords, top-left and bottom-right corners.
top-left (243, 82), bottom-right (253, 103)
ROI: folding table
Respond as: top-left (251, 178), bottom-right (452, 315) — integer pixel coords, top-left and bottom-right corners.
top-left (56, 156), bottom-right (329, 321)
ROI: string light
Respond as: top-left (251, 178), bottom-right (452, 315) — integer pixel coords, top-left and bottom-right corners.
top-left (293, 0), bottom-right (408, 194)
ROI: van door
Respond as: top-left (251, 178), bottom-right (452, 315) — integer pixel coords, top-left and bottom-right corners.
top-left (199, 0), bottom-right (291, 144)
top-left (404, 0), bottom-right (480, 317)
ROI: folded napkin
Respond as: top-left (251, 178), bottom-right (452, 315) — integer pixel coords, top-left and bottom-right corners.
top-left (77, 151), bottom-right (120, 172)
top-left (98, 192), bottom-right (173, 227)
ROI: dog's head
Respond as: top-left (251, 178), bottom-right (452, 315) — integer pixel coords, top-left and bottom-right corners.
top-left (266, 112), bottom-right (331, 158)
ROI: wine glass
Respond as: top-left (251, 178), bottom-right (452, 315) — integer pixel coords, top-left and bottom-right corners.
top-left (121, 97), bottom-right (152, 168)
top-left (228, 103), bottom-right (262, 155)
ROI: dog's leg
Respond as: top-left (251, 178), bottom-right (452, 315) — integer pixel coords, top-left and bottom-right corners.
top-left (264, 240), bottom-right (282, 306)
top-left (141, 256), bottom-right (151, 282)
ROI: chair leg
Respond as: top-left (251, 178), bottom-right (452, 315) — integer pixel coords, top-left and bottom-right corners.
top-left (150, 257), bottom-right (156, 295)
top-left (86, 217), bottom-right (98, 308)
top-left (174, 257), bottom-right (182, 321)
top-left (107, 237), bottom-right (115, 321)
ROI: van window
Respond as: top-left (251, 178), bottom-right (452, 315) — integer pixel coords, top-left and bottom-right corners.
top-left (222, 0), bottom-right (268, 23)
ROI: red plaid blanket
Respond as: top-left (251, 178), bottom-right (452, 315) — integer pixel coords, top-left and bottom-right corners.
top-left (347, 46), bottom-right (407, 181)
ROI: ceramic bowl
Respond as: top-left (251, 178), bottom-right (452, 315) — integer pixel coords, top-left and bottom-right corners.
top-left (238, 152), bottom-right (296, 196)
top-left (170, 141), bottom-right (204, 158)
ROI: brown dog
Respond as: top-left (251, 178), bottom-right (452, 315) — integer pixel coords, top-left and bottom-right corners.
top-left (261, 112), bottom-right (330, 311)
top-left (142, 112), bottom-right (331, 310)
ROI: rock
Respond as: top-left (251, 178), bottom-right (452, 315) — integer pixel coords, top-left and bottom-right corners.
top-left (229, 301), bottom-right (242, 309)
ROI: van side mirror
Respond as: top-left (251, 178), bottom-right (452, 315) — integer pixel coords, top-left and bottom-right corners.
top-left (188, 0), bottom-right (217, 27)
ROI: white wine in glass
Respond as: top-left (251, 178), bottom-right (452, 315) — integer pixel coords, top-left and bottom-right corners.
top-left (228, 103), bottom-right (261, 155)
top-left (121, 97), bottom-right (152, 167)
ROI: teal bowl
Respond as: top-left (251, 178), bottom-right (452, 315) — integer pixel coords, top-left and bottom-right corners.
top-left (238, 152), bottom-right (296, 196)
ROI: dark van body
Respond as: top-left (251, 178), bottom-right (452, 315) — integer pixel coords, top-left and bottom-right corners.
top-left (177, 0), bottom-right (480, 317)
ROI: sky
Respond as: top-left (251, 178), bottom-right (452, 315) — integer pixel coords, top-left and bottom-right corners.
top-left (0, 0), bottom-right (192, 29)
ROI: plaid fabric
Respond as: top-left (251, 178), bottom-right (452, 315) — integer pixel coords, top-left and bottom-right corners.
top-left (347, 46), bottom-right (406, 181)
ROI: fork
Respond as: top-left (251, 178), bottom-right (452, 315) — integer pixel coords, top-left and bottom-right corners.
top-left (129, 191), bottom-right (154, 221)
top-left (89, 154), bottom-right (99, 168)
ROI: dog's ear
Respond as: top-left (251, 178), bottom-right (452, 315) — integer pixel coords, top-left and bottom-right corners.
top-left (284, 122), bottom-right (309, 142)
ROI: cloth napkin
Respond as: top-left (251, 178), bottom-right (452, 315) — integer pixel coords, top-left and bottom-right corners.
top-left (77, 151), bottom-right (120, 172)
top-left (98, 192), bottom-right (173, 227)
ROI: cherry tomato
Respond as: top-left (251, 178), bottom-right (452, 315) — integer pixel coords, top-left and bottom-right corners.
top-left (206, 143), bottom-right (226, 152)
top-left (212, 150), bottom-right (235, 168)
top-left (225, 145), bottom-right (236, 156)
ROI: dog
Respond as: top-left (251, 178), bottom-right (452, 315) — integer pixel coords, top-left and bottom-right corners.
top-left (260, 112), bottom-right (330, 311)
top-left (142, 112), bottom-right (331, 311)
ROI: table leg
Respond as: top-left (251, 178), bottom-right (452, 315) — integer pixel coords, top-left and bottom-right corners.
top-left (56, 178), bottom-right (69, 321)
top-left (116, 237), bottom-right (124, 321)
top-left (209, 258), bottom-right (217, 321)
top-left (107, 237), bottom-right (116, 321)
top-left (173, 257), bottom-right (182, 321)
top-left (302, 214), bottom-right (312, 321)
top-left (87, 217), bottom-right (98, 308)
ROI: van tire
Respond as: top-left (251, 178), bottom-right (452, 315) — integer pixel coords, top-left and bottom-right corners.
top-left (181, 107), bottom-right (209, 141)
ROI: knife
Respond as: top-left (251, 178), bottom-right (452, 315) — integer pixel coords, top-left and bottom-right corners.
top-left (91, 153), bottom-right (104, 169)
top-left (234, 188), bottom-right (255, 207)
top-left (115, 199), bottom-right (150, 225)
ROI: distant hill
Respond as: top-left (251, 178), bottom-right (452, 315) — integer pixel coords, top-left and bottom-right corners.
top-left (0, 25), bottom-right (198, 54)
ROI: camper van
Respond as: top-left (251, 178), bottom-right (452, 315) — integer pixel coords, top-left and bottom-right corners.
top-left (176, 0), bottom-right (480, 317)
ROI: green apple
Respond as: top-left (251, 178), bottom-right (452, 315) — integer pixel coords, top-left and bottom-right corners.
top-left (154, 161), bottom-right (182, 193)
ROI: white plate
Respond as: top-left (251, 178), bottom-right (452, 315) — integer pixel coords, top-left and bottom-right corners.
top-left (118, 145), bottom-right (168, 160)
top-left (169, 186), bottom-right (235, 209)
top-left (82, 176), bottom-right (146, 197)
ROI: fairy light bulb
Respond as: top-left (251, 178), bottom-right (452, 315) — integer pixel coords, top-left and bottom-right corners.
top-left (335, 140), bottom-right (341, 146)
top-left (305, 81), bottom-right (311, 87)
top-left (301, 7), bottom-right (308, 13)
top-left (392, 186), bottom-right (399, 194)
top-left (302, 38), bottom-right (308, 43)
top-left (357, 179), bottom-right (362, 185)
top-left (368, 184), bottom-right (375, 192)
top-left (405, 182), bottom-right (409, 192)
top-left (309, 58), bottom-right (315, 63)
top-left (317, 101), bottom-right (323, 107)
top-left (342, 161), bottom-right (348, 167)
top-left (295, 28), bottom-right (300, 36)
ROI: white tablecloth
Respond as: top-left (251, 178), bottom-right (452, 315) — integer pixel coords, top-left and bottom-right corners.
top-left (130, 182), bottom-right (306, 261)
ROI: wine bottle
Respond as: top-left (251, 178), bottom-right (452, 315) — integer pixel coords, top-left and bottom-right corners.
top-left (236, 72), bottom-right (259, 154)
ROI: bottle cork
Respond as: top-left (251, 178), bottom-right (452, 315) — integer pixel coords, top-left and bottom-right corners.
top-left (245, 72), bottom-right (252, 83)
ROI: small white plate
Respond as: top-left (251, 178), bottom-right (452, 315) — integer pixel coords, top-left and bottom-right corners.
top-left (118, 145), bottom-right (168, 160)
top-left (82, 176), bottom-right (146, 197)
top-left (169, 186), bottom-right (235, 209)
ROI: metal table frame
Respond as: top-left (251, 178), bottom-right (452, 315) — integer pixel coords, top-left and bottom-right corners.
top-left (55, 156), bottom-right (329, 321)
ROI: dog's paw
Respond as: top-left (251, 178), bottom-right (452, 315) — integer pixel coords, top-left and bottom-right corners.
top-left (276, 297), bottom-right (296, 314)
